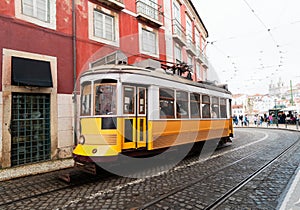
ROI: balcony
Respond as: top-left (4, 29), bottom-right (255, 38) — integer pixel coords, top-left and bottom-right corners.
top-left (96, 0), bottom-right (125, 10)
top-left (136, 0), bottom-right (163, 27)
top-left (186, 37), bottom-right (196, 55)
top-left (196, 50), bottom-right (209, 68)
top-left (172, 19), bottom-right (186, 46)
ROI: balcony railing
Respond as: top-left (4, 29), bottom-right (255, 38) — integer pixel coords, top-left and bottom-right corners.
top-left (186, 37), bottom-right (196, 55)
top-left (96, 0), bottom-right (125, 10)
top-left (136, 0), bottom-right (163, 27)
top-left (172, 19), bottom-right (186, 45)
top-left (196, 49), bottom-right (209, 68)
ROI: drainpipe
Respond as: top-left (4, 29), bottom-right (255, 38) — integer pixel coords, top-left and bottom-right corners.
top-left (72, 0), bottom-right (78, 145)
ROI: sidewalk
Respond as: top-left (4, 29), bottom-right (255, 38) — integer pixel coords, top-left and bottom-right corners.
top-left (0, 158), bottom-right (74, 181)
top-left (234, 122), bottom-right (300, 132)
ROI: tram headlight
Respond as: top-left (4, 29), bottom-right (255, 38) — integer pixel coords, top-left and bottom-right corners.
top-left (78, 135), bottom-right (85, 145)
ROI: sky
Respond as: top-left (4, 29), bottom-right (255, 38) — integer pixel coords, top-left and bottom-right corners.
top-left (191, 0), bottom-right (300, 95)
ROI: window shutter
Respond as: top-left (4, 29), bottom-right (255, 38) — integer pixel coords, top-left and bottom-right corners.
top-left (94, 11), bottom-right (104, 38)
top-left (36, 0), bottom-right (48, 22)
top-left (142, 29), bottom-right (156, 54)
top-left (22, 0), bottom-right (49, 22)
top-left (105, 15), bottom-right (113, 40)
top-left (94, 10), bottom-right (114, 41)
top-left (22, 0), bottom-right (34, 17)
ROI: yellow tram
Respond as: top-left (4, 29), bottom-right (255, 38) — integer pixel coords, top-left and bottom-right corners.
top-left (73, 59), bottom-right (233, 168)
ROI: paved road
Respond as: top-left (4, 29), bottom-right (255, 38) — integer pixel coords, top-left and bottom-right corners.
top-left (0, 128), bottom-right (299, 209)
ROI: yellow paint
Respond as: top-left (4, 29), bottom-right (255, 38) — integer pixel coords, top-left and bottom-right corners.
top-left (73, 144), bottom-right (119, 156)
top-left (150, 119), bottom-right (231, 150)
top-left (81, 118), bottom-right (102, 135)
top-left (75, 117), bottom-right (233, 156)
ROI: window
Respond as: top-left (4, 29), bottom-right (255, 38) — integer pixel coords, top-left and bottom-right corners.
top-left (159, 88), bottom-right (175, 119)
top-left (196, 63), bottom-right (201, 80)
top-left (187, 54), bottom-right (193, 71)
top-left (95, 83), bottom-right (117, 115)
top-left (138, 88), bottom-right (146, 115)
top-left (202, 95), bottom-right (211, 118)
top-left (22, 0), bottom-right (49, 22)
top-left (195, 29), bottom-right (200, 54)
top-left (175, 44), bottom-right (182, 63)
top-left (212, 97), bottom-right (219, 118)
top-left (123, 86), bottom-right (135, 114)
top-left (186, 15), bottom-right (192, 41)
top-left (220, 98), bottom-right (227, 118)
top-left (16, 0), bottom-right (56, 29)
top-left (201, 36), bottom-right (206, 51)
top-left (88, 2), bottom-right (119, 47)
top-left (94, 10), bottom-right (114, 41)
top-left (203, 69), bottom-right (207, 81)
top-left (173, 1), bottom-right (181, 23)
top-left (81, 82), bottom-right (92, 116)
top-left (190, 93), bottom-right (201, 118)
top-left (142, 28), bottom-right (157, 55)
top-left (176, 91), bottom-right (189, 118)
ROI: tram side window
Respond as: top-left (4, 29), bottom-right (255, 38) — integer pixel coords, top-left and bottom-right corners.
top-left (202, 95), bottom-right (211, 118)
top-left (176, 91), bottom-right (188, 118)
top-left (95, 84), bottom-right (117, 115)
top-left (159, 88), bottom-right (175, 119)
top-left (190, 93), bottom-right (201, 118)
top-left (81, 83), bottom-right (91, 116)
top-left (123, 86), bottom-right (135, 114)
top-left (138, 88), bottom-right (146, 115)
top-left (212, 97), bottom-right (219, 118)
top-left (220, 98), bottom-right (227, 118)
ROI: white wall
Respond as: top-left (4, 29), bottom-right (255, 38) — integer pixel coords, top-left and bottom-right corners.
top-left (57, 94), bottom-right (74, 158)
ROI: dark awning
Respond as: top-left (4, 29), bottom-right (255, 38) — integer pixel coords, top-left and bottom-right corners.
top-left (11, 56), bottom-right (53, 87)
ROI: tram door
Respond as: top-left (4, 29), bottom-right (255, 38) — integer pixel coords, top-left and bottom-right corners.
top-left (122, 86), bottom-right (147, 150)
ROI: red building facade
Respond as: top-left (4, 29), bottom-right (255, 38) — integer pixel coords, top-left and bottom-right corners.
top-left (0, 0), bottom-right (209, 169)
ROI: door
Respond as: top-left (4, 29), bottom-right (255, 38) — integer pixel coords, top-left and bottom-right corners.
top-left (122, 85), bottom-right (147, 150)
top-left (11, 93), bottom-right (51, 166)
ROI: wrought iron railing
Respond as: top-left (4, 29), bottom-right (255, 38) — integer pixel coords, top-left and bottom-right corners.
top-left (136, 0), bottom-right (162, 22)
top-left (172, 19), bottom-right (186, 42)
top-left (186, 36), bottom-right (196, 54)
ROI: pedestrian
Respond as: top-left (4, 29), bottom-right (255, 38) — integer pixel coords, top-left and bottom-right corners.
top-left (239, 115), bottom-right (243, 126)
top-left (253, 115), bottom-right (258, 125)
top-left (260, 116), bottom-right (264, 126)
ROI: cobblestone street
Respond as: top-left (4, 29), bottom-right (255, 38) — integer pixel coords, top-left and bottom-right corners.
top-left (0, 128), bottom-right (300, 209)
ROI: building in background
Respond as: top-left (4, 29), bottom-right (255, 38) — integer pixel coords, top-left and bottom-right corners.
top-left (0, 0), bottom-right (210, 169)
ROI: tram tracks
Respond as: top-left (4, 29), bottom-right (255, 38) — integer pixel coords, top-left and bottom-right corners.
top-left (0, 169), bottom-right (114, 208)
top-left (1, 129), bottom-right (299, 209)
top-left (136, 136), bottom-right (300, 210)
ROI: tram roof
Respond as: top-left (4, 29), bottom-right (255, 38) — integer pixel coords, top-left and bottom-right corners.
top-left (80, 64), bottom-right (232, 95)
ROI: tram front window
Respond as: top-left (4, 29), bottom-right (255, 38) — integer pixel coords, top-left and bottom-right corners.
top-left (95, 84), bottom-right (117, 115)
top-left (81, 82), bottom-right (91, 116)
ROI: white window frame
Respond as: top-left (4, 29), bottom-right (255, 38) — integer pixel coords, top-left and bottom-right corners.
top-left (88, 2), bottom-right (120, 47)
top-left (187, 54), bottom-right (193, 69)
top-left (175, 44), bottom-right (182, 63)
top-left (139, 24), bottom-right (159, 57)
top-left (94, 10), bottom-right (115, 41)
top-left (173, 0), bottom-right (181, 22)
top-left (186, 15), bottom-right (193, 41)
top-left (195, 29), bottom-right (200, 55)
top-left (15, 0), bottom-right (56, 30)
top-left (196, 63), bottom-right (201, 80)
